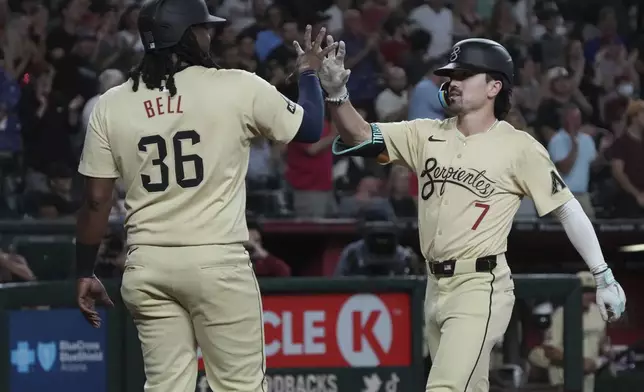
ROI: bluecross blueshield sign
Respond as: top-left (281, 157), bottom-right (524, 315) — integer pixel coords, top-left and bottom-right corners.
top-left (8, 308), bottom-right (107, 392)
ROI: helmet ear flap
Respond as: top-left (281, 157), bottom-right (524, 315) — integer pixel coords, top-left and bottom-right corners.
top-left (438, 81), bottom-right (450, 109)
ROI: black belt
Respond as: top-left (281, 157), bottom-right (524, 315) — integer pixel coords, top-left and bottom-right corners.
top-left (428, 255), bottom-right (498, 277)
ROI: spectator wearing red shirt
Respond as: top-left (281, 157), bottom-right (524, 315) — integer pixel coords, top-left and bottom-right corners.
top-left (285, 118), bottom-right (337, 218)
top-left (610, 100), bottom-right (644, 217)
top-left (246, 218), bottom-right (291, 278)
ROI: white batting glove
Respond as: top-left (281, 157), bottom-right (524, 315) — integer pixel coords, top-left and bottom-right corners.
top-left (593, 268), bottom-right (626, 322)
top-left (319, 35), bottom-right (351, 101)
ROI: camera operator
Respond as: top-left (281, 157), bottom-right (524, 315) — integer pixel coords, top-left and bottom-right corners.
top-left (334, 207), bottom-right (422, 277)
top-left (246, 218), bottom-right (291, 278)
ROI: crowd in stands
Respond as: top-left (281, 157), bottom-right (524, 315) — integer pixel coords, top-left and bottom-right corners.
top-left (0, 0), bottom-right (643, 280)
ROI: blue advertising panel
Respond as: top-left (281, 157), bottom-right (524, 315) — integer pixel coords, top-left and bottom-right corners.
top-left (8, 308), bottom-right (107, 392)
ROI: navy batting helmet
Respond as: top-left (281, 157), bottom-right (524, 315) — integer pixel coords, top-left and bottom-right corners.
top-left (435, 38), bottom-right (514, 119)
top-left (435, 38), bottom-right (514, 85)
top-left (138, 0), bottom-right (225, 51)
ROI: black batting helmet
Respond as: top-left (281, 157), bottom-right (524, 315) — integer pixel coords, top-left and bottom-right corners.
top-left (138, 0), bottom-right (225, 51)
top-left (434, 38), bottom-right (514, 85)
top-left (435, 38), bottom-right (514, 120)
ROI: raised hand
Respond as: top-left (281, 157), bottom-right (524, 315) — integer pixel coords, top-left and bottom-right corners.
top-left (319, 35), bottom-right (351, 101)
top-left (293, 25), bottom-right (338, 74)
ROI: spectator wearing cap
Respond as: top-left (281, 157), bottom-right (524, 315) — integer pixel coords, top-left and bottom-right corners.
top-left (547, 103), bottom-right (599, 218)
top-left (542, 271), bottom-right (608, 392)
top-left (285, 115), bottom-right (337, 218)
top-left (609, 100), bottom-right (644, 217)
top-left (407, 62), bottom-right (445, 121)
top-left (408, 0), bottom-right (452, 60)
top-left (324, 0), bottom-right (351, 37)
top-left (536, 67), bottom-right (593, 143)
top-left (375, 67), bottom-right (408, 122)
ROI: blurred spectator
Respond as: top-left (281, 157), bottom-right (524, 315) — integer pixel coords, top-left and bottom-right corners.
top-left (374, 66), bottom-right (408, 122)
top-left (0, 246), bottom-right (35, 282)
top-left (285, 117), bottom-right (336, 218)
top-left (584, 7), bottom-right (625, 64)
top-left (408, 0), bottom-right (452, 60)
top-left (531, 1), bottom-right (567, 71)
top-left (536, 67), bottom-right (593, 143)
top-left (2, 14), bottom-right (39, 82)
top-left (0, 67), bottom-right (22, 155)
top-left (94, 6), bottom-right (140, 73)
top-left (324, 0), bottom-right (351, 37)
top-left (47, 0), bottom-right (87, 65)
top-left (452, 0), bottom-right (485, 42)
top-left (512, 56), bottom-right (542, 126)
top-left (247, 137), bottom-right (283, 190)
top-left (408, 63), bottom-right (445, 120)
top-left (116, 4), bottom-right (144, 55)
top-left (593, 41), bottom-right (639, 97)
top-left (360, 0), bottom-right (391, 34)
top-left (379, 13), bottom-right (410, 68)
top-left (338, 174), bottom-right (395, 218)
top-left (255, 4), bottom-right (284, 62)
top-left (236, 33), bottom-right (263, 74)
top-left (79, 68), bottom-right (125, 151)
top-left (218, 0), bottom-right (264, 34)
top-left (341, 9), bottom-right (384, 114)
top-left (265, 18), bottom-right (299, 70)
top-left (402, 28), bottom-right (432, 86)
top-left (334, 207), bottom-right (420, 276)
top-left (94, 230), bottom-right (126, 279)
top-left (247, 218), bottom-right (291, 277)
top-left (220, 43), bottom-right (242, 69)
top-left (609, 99), bottom-right (644, 217)
top-left (387, 165), bottom-right (416, 218)
top-left (486, 0), bottom-right (525, 62)
top-left (547, 104), bottom-right (598, 218)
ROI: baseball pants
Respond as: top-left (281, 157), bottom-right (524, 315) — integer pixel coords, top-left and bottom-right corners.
top-left (424, 254), bottom-right (515, 392)
top-left (120, 244), bottom-right (266, 392)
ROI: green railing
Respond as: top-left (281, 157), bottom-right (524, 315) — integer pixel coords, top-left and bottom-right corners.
top-left (0, 275), bottom-right (583, 392)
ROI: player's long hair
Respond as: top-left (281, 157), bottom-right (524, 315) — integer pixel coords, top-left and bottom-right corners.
top-left (129, 28), bottom-right (218, 97)
top-left (486, 73), bottom-right (512, 120)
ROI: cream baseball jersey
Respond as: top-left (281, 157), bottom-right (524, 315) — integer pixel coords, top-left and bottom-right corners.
top-left (378, 118), bottom-right (573, 261)
top-left (79, 67), bottom-right (303, 246)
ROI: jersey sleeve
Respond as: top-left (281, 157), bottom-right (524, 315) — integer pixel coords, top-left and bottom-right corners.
top-left (375, 120), bottom-right (420, 169)
top-left (247, 72), bottom-right (304, 143)
top-left (78, 96), bottom-right (119, 178)
top-left (515, 137), bottom-right (573, 216)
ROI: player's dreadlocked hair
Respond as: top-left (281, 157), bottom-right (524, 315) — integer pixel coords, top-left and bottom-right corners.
top-left (129, 28), bottom-right (218, 97)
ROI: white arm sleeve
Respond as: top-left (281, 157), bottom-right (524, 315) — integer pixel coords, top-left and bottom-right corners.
top-left (551, 198), bottom-right (608, 274)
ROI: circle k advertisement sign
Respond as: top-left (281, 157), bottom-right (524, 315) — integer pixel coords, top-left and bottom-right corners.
top-left (261, 293), bottom-right (411, 368)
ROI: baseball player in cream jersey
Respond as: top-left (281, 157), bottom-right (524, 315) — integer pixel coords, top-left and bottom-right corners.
top-left (73, 0), bottom-right (336, 391)
top-left (318, 37), bottom-right (627, 391)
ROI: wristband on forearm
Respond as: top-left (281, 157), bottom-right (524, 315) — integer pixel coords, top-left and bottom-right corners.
top-left (75, 243), bottom-right (100, 278)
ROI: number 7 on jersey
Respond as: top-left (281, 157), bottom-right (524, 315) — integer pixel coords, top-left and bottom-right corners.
top-left (471, 202), bottom-right (490, 230)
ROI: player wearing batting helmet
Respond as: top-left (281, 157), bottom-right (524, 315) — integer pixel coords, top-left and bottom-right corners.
top-left (74, 0), bottom-right (337, 391)
top-left (319, 36), bottom-right (627, 392)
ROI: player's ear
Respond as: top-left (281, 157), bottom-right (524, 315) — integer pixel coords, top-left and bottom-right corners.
top-left (487, 79), bottom-right (502, 99)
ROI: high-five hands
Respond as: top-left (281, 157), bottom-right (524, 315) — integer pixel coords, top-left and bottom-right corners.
top-left (319, 35), bottom-right (351, 102)
top-left (293, 25), bottom-right (338, 74)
